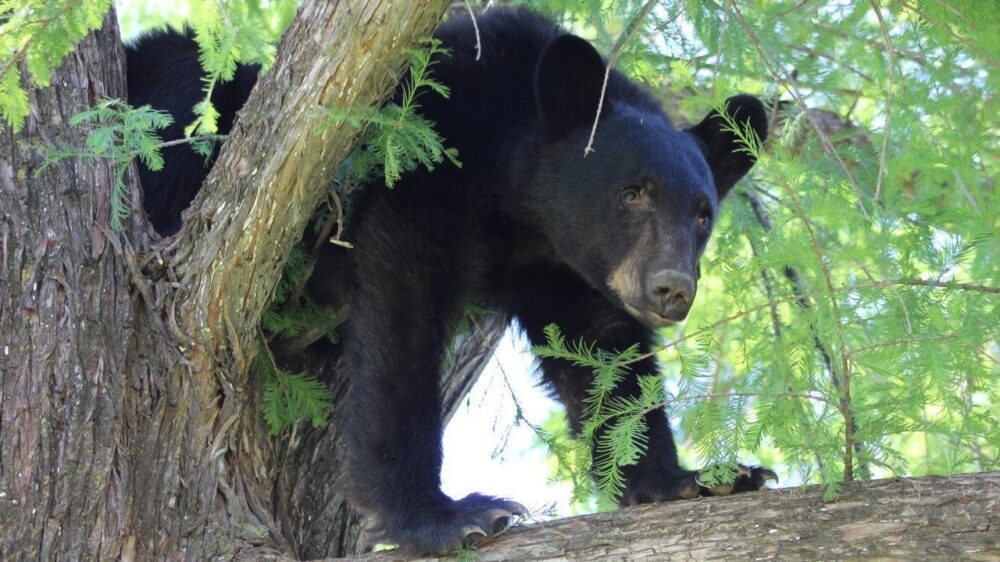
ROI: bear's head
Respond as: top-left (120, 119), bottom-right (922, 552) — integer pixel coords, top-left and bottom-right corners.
top-left (522, 34), bottom-right (768, 328)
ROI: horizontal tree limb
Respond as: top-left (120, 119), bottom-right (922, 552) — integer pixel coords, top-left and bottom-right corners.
top-left (335, 471), bottom-right (1000, 561)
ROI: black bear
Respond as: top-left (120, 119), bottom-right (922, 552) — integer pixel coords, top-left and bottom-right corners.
top-left (128, 7), bottom-right (774, 555)
top-left (125, 29), bottom-right (259, 234)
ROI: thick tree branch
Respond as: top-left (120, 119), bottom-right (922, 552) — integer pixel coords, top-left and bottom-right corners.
top-left (342, 471), bottom-right (1000, 561)
top-left (167, 0), bottom-right (452, 363)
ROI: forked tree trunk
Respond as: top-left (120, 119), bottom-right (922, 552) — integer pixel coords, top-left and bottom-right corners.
top-left (342, 471), bottom-right (1000, 562)
top-left (0, 1), bottom-right (460, 560)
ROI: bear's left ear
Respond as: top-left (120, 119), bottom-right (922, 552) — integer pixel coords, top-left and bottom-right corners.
top-left (535, 34), bottom-right (609, 141)
top-left (687, 94), bottom-right (768, 200)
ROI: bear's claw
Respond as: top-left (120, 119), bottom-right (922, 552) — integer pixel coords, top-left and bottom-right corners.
top-left (697, 464), bottom-right (778, 496)
top-left (379, 493), bottom-right (524, 555)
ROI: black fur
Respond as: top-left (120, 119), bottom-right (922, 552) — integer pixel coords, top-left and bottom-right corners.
top-left (125, 28), bottom-right (258, 234)
top-left (127, 8), bottom-right (769, 555)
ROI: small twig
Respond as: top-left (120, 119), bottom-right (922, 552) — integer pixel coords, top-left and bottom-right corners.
top-left (869, 0), bottom-right (895, 205)
top-left (788, 44), bottom-right (875, 84)
top-left (981, 350), bottom-right (1000, 368)
top-left (286, 196), bottom-right (342, 306)
top-left (326, 187), bottom-right (353, 248)
top-left (775, 0), bottom-right (813, 17)
top-left (953, 170), bottom-right (982, 213)
top-left (583, 0), bottom-right (658, 156)
top-left (465, 311), bottom-right (541, 458)
top-left (464, 1), bottom-right (482, 61)
top-left (0, 37), bottom-right (34, 83)
top-left (621, 277), bottom-right (998, 367)
top-left (727, 0), bottom-right (873, 221)
top-left (889, 279), bottom-right (999, 294)
top-left (636, 391), bottom-right (838, 418)
top-left (711, 9), bottom-right (728, 97)
top-left (813, 22), bottom-right (928, 66)
top-left (845, 333), bottom-right (959, 358)
top-left (0, 11), bottom-right (59, 82)
top-left (854, 259), bottom-right (912, 334)
top-left (156, 134), bottom-right (228, 150)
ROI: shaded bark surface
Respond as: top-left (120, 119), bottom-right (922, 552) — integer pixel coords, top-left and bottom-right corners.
top-left (342, 471), bottom-right (1000, 561)
top-left (1, 1), bottom-right (457, 560)
top-left (0, 13), bottom-right (147, 560)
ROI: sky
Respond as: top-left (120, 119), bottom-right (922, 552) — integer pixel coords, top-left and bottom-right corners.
top-left (440, 327), bottom-right (576, 517)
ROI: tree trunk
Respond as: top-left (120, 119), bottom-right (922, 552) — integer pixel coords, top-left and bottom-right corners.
top-left (1, 13), bottom-right (140, 561)
top-left (341, 471), bottom-right (1000, 561)
top-left (0, 1), bottom-right (459, 560)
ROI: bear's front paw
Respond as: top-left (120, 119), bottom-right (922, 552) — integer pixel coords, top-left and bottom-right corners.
top-left (696, 464), bottom-right (779, 496)
top-left (372, 493), bottom-right (525, 555)
top-left (621, 465), bottom-right (778, 506)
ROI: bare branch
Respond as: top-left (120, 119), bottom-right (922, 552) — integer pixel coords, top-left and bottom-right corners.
top-left (583, 0), bottom-right (658, 156)
top-left (869, 0), bottom-right (895, 204)
top-left (464, 1), bottom-right (482, 61)
top-left (342, 472), bottom-right (1000, 561)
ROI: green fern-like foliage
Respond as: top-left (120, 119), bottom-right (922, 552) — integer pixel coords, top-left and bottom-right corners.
top-left (37, 99), bottom-right (229, 230)
top-left (38, 99), bottom-right (174, 229)
top-left (1, 0), bottom-right (113, 132)
top-left (254, 337), bottom-right (333, 436)
top-left (254, 241), bottom-right (338, 436)
top-left (181, 0), bottom-right (292, 136)
top-left (259, 242), bottom-right (341, 343)
top-left (324, 38), bottom-right (461, 187)
top-left (535, 324), bottom-right (658, 500)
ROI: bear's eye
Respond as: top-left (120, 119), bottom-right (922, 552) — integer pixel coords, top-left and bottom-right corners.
top-left (620, 186), bottom-right (643, 206)
top-left (696, 209), bottom-right (713, 230)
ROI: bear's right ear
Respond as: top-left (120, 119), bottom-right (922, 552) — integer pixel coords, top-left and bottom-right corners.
top-left (535, 34), bottom-right (609, 141)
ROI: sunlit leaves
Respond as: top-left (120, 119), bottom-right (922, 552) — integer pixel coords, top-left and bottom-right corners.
top-left (323, 38), bottom-right (461, 188)
top-left (1, 0), bottom-right (112, 131)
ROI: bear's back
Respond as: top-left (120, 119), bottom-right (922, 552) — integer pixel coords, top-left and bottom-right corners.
top-left (415, 8), bottom-right (664, 181)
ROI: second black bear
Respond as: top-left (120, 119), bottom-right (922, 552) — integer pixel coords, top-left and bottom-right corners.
top-left (128, 7), bottom-right (773, 555)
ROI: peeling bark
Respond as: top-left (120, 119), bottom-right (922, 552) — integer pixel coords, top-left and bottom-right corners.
top-left (341, 472), bottom-right (1000, 562)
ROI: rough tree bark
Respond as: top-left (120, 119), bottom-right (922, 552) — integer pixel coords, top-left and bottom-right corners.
top-left (8, 3), bottom-right (989, 562)
top-left (0, 1), bottom-right (465, 560)
top-left (342, 471), bottom-right (1000, 561)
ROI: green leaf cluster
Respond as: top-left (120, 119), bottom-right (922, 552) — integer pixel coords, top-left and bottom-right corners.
top-left (1, 0), bottom-right (112, 131)
top-left (181, 0), bottom-right (294, 136)
top-left (535, 325), bottom-right (656, 500)
top-left (254, 236), bottom-right (340, 436)
top-left (324, 38), bottom-right (461, 188)
top-left (260, 244), bottom-right (341, 342)
top-left (38, 99), bottom-right (174, 229)
top-left (37, 99), bottom-right (228, 229)
top-left (254, 335), bottom-right (333, 436)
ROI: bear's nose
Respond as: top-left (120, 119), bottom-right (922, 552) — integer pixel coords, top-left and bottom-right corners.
top-left (648, 269), bottom-right (695, 319)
